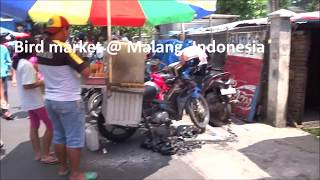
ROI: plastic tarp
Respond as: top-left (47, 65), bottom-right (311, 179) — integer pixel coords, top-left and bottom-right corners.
top-left (152, 39), bottom-right (193, 65)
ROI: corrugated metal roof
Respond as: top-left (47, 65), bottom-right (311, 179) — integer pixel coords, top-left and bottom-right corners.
top-left (188, 18), bottom-right (268, 35)
top-left (291, 11), bottom-right (320, 23)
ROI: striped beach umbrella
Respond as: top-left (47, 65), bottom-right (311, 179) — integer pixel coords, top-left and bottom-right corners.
top-left (0, 0), bottom-right (216, 26)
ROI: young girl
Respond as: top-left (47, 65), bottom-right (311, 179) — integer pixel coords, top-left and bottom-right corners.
top-left (12, 38), bottom-right (58, 164)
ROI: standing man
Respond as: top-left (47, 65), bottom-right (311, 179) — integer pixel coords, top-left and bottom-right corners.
top-left (37, 16), bottom-right (97, 180)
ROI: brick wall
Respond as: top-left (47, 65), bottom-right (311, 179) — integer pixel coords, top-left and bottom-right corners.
top-left (287, 31), bottom-right (310, 125)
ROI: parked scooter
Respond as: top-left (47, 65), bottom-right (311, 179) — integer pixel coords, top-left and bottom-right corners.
top-left (201, 66), bottom-right (238, 127)
top-left (144, 58), bottom-right (167, 81)
top-left (95, 61), bottom-right (210, 142)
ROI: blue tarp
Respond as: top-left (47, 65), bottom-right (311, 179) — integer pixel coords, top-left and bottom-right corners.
top-left (153, 39), bottom-right (194, 65)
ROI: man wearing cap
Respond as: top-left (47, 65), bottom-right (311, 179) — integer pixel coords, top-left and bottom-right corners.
top-left (37, 16), bottom-right (97, 180)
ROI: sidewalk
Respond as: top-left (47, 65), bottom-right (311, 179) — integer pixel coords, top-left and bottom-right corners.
top-left (179, 123), bottom-right (320, 179)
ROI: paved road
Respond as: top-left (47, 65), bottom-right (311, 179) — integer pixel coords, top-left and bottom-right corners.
top-left (1, 84), bottom-right (203, 180)
top-left (1, 82), bottom-right (319, 180)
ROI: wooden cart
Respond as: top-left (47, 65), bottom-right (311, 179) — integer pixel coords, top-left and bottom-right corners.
top-left (84, 41), bottom-right (147, 127)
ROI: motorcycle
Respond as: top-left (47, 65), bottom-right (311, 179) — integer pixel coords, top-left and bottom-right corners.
top-left (94, 62), bottom-right (210, 142)
top-left (144, 58), bottom-right (167, 81)
top-left (201, 66), bottom-right (238, 127)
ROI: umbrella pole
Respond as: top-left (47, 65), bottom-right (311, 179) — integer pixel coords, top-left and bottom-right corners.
top-left (106, 0), bottom-right (112, 87)
top-left (180, 23), bottom-right (185, 40)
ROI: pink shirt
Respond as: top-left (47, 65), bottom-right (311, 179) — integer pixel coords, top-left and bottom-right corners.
top-left (29, 56), bottom-right (43, 80)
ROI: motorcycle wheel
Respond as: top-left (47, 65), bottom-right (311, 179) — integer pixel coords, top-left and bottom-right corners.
top-left (88, 92), bottom-right (102, 118)
top-left (81, 88), bottom-right (90, 113)
top-left (186, 94), bottom-right (210, 133)
top-left (97, 113), bottom-right (137, 142)
top-left (205, 92), bottom-right (230, 127)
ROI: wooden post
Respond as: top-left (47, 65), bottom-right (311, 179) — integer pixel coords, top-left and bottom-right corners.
top-left (180, 23), bottom-right (185, 40)
top-left (107, 0), bottom-right (112, 85)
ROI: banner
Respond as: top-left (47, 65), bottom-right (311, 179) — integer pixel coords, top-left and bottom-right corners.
top-left (224, 30), bottom-right (267, 121)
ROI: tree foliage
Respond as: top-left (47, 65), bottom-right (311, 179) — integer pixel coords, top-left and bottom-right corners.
top-left (216, 0), bottom-right (268, 20)
top-left (216, 0), bottom-right (319, 20)
top-left (70, 24), bottom-right (154, 41)
top-left (292, 0), bottom-right (320, 11)
top-left (279, 0), bottom-right (320, 11)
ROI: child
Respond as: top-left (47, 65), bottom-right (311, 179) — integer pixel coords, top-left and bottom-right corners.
top-left (12, 38), bottom-right (58, 164)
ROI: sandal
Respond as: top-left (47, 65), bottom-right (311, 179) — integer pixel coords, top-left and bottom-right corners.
top-left (40, 156), bottom-right (59, 165)
top-left (1, 109), bottom-right (14, 120)
top-left (85, 172), bottom-right (98, 180)
top-left (2, 114), bottom-right (14, 120)
top-left (35, 152), bottom-right (54, 161)
top-left (58, 169), bottom-right (70, 176)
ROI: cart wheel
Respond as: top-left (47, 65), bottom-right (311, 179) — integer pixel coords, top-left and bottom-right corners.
top-left (97, 113), bottom-right (137, 142)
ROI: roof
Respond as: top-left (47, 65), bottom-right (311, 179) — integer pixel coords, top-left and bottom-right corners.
top-left (187, 11), bottom-right (319, 35)
top-left (188, 18), bottom-right (268, 35)
top-left (202, 14), bottom-right (240, 19)
top-left (291, 11), bottom-right (320, 23)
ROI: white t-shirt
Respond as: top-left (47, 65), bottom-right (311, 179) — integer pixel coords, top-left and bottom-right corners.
top-left (16, 59), bottom-right (44, 111)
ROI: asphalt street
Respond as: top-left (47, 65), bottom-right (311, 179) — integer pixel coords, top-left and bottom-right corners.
top-left (0, 83), bottom-right (203, 180)
top-left (1, 82), bottom-right (319, 180)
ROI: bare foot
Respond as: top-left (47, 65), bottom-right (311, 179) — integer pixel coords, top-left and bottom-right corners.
top-left (34, 154), bottom-right (41, 161)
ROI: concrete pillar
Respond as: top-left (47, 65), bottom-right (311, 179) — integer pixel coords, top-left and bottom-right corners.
top-left (267, 9), bottom-right (296, 127)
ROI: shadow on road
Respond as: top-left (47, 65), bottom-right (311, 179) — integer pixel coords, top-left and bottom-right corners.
top-left (239, 135), bottom-right (320, 179)
top-left (12, 111), bottom-right (28, 119)
top-left (1, 141), bottom-right (65, 180)
top-left (1, 131), bottom-right (202, 179)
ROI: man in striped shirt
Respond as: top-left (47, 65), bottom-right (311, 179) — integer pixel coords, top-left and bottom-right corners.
top-left (37, 16), bottom-right (97, 180)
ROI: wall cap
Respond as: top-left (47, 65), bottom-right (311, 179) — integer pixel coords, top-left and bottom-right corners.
top-left (268, 9), bottom-right (296, 18)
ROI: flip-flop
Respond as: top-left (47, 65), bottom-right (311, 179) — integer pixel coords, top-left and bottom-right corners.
top-left (85, 172), bottom-right (98, 180)
top-left (58, 169), bottom-right (70, 176)
top-left (40, 156), bottom-right (59, 165)
top-left (1, 109), bottom-right (14, 120)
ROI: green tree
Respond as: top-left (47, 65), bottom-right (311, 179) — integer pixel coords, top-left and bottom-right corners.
top-left (273, 0), bottom-right (319, 11)
top-left (216, 0), bottom-right (268, 20)
top-left (280, 0), bottom-right (291, 9)
top-left (112, 25), bottom-right (154, 40)
top-left (216, 0), bottom-right (318, 20)
top-left (292, 0), bottom-right (320, 11)
top-left (70, 25), bottom-right (154, 41)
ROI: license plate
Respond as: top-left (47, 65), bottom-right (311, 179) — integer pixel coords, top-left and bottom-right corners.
top-left (220, 88), bottom-right (236, 95)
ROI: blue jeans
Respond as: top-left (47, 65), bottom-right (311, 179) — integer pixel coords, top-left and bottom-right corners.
top-left (45, 100), bottom-right (85, 148)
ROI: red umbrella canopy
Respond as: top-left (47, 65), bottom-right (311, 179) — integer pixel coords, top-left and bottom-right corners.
top-left (90, 0), bottom-right (146, 26)
top-left (1, 0), bottom-right (217, 27)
